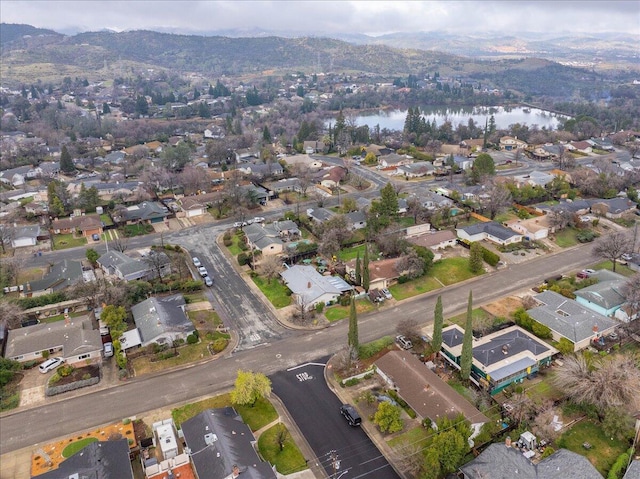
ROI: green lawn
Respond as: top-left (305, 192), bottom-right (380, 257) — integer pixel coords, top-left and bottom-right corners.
top-left (588, 260), bottom-right (636, 277)
top-left (121, 223), bottom-right (154, 237)
top-left (184, 291), bottom-right (207, 303)
top-left (258, 424), bottom-right (308, 474)
top-left (62, 437), bottom-right (98, 458)
top-left (52, 234), bottom-right (87, 250)
top-left (252, 276), bottom-right (292, 308)
top-left (554, 228), bottom-right (579, 248)
top-left (430, 257), bottom-right (482, 285)
top-left (41, 311), bottom-right (86, 324)
top-left (172, 394), bottom-right (277, 432)
top-left (99, 213), bottom-right (113, 226)
top-left (389, 276), bottom-right (442, 300)
top-left (338, 244), bottom-right (368, 262)
top-left (557, 420), bottom-right (630, 476)
top-left (228, 233), bottom-right (245, 256)
top-left (447, 378), bottom-right (477, 404)
top-left (448, 307), bottom-right (493, 328)
top-left (387, 425), bottom-right (432, 449)
top-left (324, 299), bottom-right (376, 322)
top-left (397, 217), bottom-right (416, 227)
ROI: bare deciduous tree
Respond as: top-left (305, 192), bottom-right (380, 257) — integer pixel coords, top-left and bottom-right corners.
top-left (592, 231), bottom-right (633, 272)
top-left (481, 181), bottom-right (512, 220)
top-left (395, 249), bottom-right (425, 279)
top-left (111, 237), bottom-right (129, 253)
top-left (0, 225), bottom-right (14, 254)
top-left (392, 441), bottom-right (426, 477)
top-left (553, 354), bottom-right (640, 413)
top-left (622, 273), bottom-right (640, 318)
top-left (397, 318), bottom-right (421, 343)
top-left (258, 255), bottom-right (282, 284)
top-left (0, 301), bottom-right (26, 329)
top-left (143, 250), bottom-right (168, 281)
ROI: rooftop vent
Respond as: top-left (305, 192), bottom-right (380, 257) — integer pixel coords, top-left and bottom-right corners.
top-left (204, 433), bottom-right (218, 445)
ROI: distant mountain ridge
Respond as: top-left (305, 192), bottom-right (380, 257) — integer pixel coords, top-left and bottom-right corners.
top-left (0, 23), bottom-right (62, 46)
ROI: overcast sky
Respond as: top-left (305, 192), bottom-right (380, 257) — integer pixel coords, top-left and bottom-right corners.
top-left (2, 1), bottom-right (639, 36)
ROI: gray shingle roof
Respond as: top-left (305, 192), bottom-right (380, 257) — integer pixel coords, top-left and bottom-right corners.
top-left (5, 317), bottom-right (102, 360)
top-left (281, 265), bottom-right (341, 304)
top-left (122, 201), bottom-right (168, 222)
top-left (131, 294), bottom-right (194, 345)
top-left (181, 408), bottom-right (277, 479)
top-left (623, 460), bottom-right (640, 479)
top-left (528, 291), bottom-right (617, 343)
top-left (97, 250), bottom-right (149, 278)
top-left (574, 271), bottom-right (626, 310)
top-left (460, 443), bottom-right (603, 479)
top-left (460, 221), bottom-right (521, 241)
top-left (307, 207), bottom-right (335, 222)
top-left (26, 259), bottom-right (83, 293)
top-left (32, 440), bottom-right (134, 479)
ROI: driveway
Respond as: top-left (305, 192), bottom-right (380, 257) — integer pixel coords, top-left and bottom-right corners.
top-left (270, 360), bottom-right (400, 479)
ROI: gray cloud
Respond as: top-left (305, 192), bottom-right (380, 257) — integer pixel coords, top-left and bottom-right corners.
top-left (2, 1), bottom-right (639, 35)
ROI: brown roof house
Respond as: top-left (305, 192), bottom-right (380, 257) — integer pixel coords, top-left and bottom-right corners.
top-left (51, 215), bottom-right (103, 238)
top-left (376, 350), bottom-right (489, 438)
top-left (345, 257), bottom-right (401, 290)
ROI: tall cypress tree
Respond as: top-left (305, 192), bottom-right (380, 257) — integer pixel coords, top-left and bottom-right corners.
top-left (432, 295), bottom-right (443, 354)
top-left (362, 245), bottom-right (370, 292)
top-left (60, 145), bottom-right (74, 173)
top-left (355, 251), bottom-right (362, 286)
top-left (460, 291), bottom-right (474, 382)
top-left (348, 296), bottom-right (359, 354)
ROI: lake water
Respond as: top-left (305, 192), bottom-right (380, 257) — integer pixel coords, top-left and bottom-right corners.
top-left (330, 106), bottom-right (566, 131)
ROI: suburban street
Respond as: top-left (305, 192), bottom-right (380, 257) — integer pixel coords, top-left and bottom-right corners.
top-left (0, 241), bottom-right (596, 454)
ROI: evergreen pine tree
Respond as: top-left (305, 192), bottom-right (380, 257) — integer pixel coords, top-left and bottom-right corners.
top-left (432, 295), bottom-right (443, 353)
top-left (355, 251), bottom-right (361, 286)
top-left (460, 291), bottom-right (474, 382)
top-left (348, 297), bottom-right (359, 353)
top-left (60, 145), bottom-right (74, 173)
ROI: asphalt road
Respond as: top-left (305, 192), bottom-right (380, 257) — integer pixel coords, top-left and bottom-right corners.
top-left (0, 241), bottom-right (597, 454)
top-left (271, 360), bottom-right (399, 479)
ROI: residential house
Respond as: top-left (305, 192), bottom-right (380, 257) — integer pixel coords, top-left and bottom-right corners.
top-left (97, 250), bottom-right (171, 282)
top-left (591, 197), bottom-right (637, 219)
top-left (131, 294), bottom-right (195, 347)
top-left (115, 201), bottom-right (170, 225)
top-left (8, 224), bottom-right (40, 248)
top-left (51, 215), bottom-right (103, 238)
top-left (104, 151), bottom-right (126, 165)
top-left (457, 221), bottom-right (523, 246)
top-left (320, 166), bottom-right (347, 189)
top-left (499, 136), bottom-right (527, 151)
top-left (505, 215), bottom-right (550, 240)
top-left (378, 153), bottom-right (413, 168)
top-left (307, 207), bottom-right (335, 224)
top-left (237, 161), bottom-right (284, 179)
top-left (459, 442), bottom-right (603, 479)
top-left (376, 350), bottom-right (489, 436)
top-left (623, 461), bottom-right (640, 479)
top-left (5, 317), bottom-right (103, 365)
top-left (363, 144), bottom-right (393, 158)
top-left (243, 184), bottom-right (271, 205)
top-left (281, 154), bottom-right (323, 169)
top-left (281, 265), bottom-right (351, 310)
top-left (178, 195), bottom-right (209, 218)
top-left (203, 125), bottom-right (225, 139)
top-left (234, 147), bottom-right (261, 163)
top-left (0, 165), bottom-right (31, 187)
top-left (27, 161), bottom-right (60, 179)
top-left (459, 138), bottom-right (484, 152)
top-left (453, 155), bottom-right (474, 170)
top-left (569, 141), bottom-right (593, 154)
top-left (588, 137), bottom-right (615, 151)
top-left (396, 162), bottom-right (435, 178)
top-left (574, 270), bottom-right (627, 317)
top-left (345, 210), bottom-right (367, 230)
top-left (530, 146), bottom-right (553, 161)
top-left (345, 257), bottom-right (400, 290)
top-left (265, 178), bottom-right (301, 194)
top-left (535, 199), bottom-right (592, 216)
top-left (440, 325), bottom-right (557, 394)
top-left (181, 408), bottom-right (277, 479)
top-left (303, 140), bottom-right (325, 154)
top-left (418, 192), bottom-right (453, 210)
top-left (527, 290), bottom-right (617, 351)
top-left (32, 440), bottom-right (135, 479)
top-left (397, 198), bottom-right (408, 214)
top-left (513, 170), bottom-right (555, 188)
top-left (22, 259), bottom-right (86, 297)
top-left (408, 230), bottom-right (458, 250)
top-left (242, 221), bottom-right (301, 256)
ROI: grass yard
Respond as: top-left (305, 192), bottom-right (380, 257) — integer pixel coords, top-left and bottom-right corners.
top-left (588, 260), bottom-right (636, 277)
top-left (62, 437), bottom-right (98, 458)
top-left (187, 309), bottom-right (223, 328)
top-left (258, 424), bottom-right (308, 474)
top-left (389, 276), bottom-right (442, 300)
top-left (99, 213), bottom-right (113, 226)
top-left (447, 307), bottom-right (494, 328)
top-left (447, 378), bottom-right (478, 404)
top-left (41, 311), bottom-right (86, 324)
top-left (324, 299), bottom-right (376, 322)
top-left (524, 371), bottom-right (564, 403)
top-left (494, 211), bottom-right (520, 224)
top-left (184, 292), bottom-right (207, 303)
top-left (121, 223), bottom-right (154, 237)
top-left (338, 244), bottom-right (368, 262)
top-left (430, 257), bottom-right (482, 285)
top-left (553, 228), bottom-right (579, 248)
top-left (252, 276), bottom-right (292, 308)
top-left (397, 217), bottom-right (416, 227)
top-left (227, 233), bottom-right (245, 256)
top-left (556, 420), bottom-right (630, 476)
top-left (52, 233), bottom-right (87, 250)
top-left (387, 425), bottom-right (432, 449)
top-left (172, 394), bottom-right (278, 431)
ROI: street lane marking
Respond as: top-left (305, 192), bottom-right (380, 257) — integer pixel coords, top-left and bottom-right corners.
top-left (286, 362), bottom-right (326, 371)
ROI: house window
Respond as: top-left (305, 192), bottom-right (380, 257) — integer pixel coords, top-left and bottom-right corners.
top-left (78, 354), bottom-right (90, 360)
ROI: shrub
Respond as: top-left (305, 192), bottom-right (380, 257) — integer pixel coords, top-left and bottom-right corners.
top-left (223, 237), bottom-right (232, 247)
top-left (556, 338), bottom-right (575, 355)
top-left (42, 350), bottom-right (50, 359)
top-left (540, 447), bottom-right (555, 459)
top-left (315, 302), bottom-right (325, 313)
top-left (359, 336), bottom-right (394, 359)
top-left (58, 364), bottom-right (74, 377)
top-left (82, 373), bottom-right (91, 380)
top-left (344, 377), bottom-right (361, 387)
top-left (481, 247), bottom-right (500, 267)
top-left (211, 338), bottom-right (228, 353)
top-left (576, 230), bottom-right (597, 243)
top-left (18, 292), bottom-right (67, 309)
top-left (237, 252), bottom-right (250, 266)
top-left (607, 449), bottom-right (631, 479)
top-left (186, 333), bottom-right (198, 345)
top-left (122, 418), bottom-right (131, 425)
top-left (397, 275), bottom-right (410, 284)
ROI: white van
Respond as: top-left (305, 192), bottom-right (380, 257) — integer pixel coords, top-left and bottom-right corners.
top-left (39, 357), bottom-right (64, 374)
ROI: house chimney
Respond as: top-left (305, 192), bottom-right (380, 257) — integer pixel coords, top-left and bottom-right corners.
top-left (307, 282), bottom-right (311, 289)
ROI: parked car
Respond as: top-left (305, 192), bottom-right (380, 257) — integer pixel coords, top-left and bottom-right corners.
top-left (396, 335), bottom-right (413, 350)
top-left (577, 269), bottom-right (595, 279)
top-left (204, 276), bottom-right (213, 287)
top-left (340, 404), bottom-right (361, 426)
top-left (621, 253), bottom-right (633, 261)
top-left (381, 288), bottom-right (393, 300)
top-left (92, 233), bottom-right (100, 241)
top-left (192, 257), bottom-right (201, 267)
top-left (253, 216), bottom-right (265, 223)
top-left (103, 342), bottom-right (114, 358)
top-left (39, 357), bottom-right (64, 374)
top-left (198, 266), bottom-right (208, 277)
